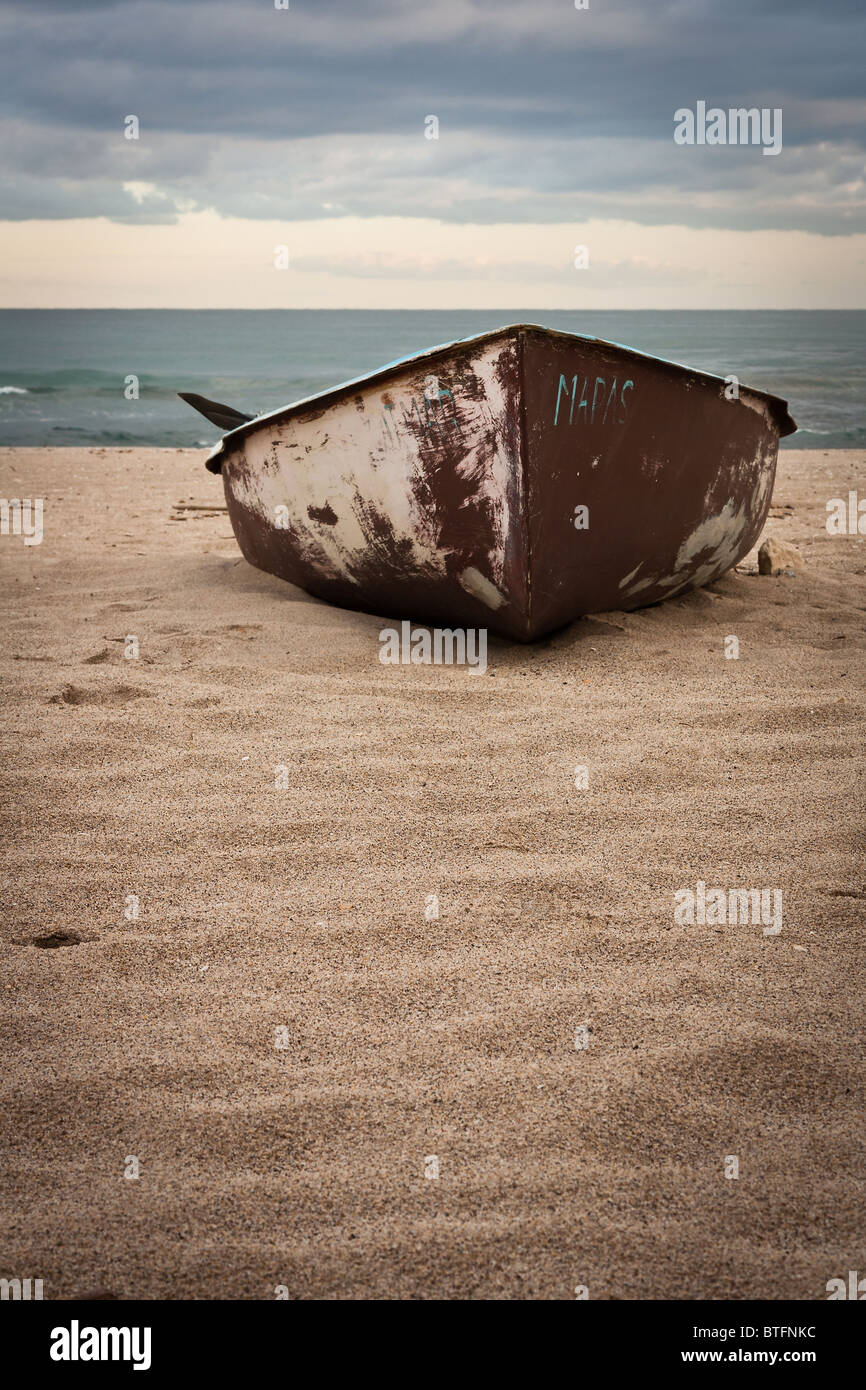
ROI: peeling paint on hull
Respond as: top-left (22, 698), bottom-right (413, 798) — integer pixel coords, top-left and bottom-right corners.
top-left (196, 324), bottom-right (796, 642)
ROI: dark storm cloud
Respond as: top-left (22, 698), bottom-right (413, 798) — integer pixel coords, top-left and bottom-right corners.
top-left (0, 0), bottom-right (863, 231)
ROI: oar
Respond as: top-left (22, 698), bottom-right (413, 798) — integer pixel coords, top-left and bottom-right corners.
top-left (178, 392), bottom-right (255, 432)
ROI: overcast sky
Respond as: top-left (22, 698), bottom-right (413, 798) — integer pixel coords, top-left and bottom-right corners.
top-left (0, 0), bottom-right (864, 307)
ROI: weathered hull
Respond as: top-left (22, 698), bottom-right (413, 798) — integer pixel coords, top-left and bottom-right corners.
top-left (205, 325), bottom-right (795, 641)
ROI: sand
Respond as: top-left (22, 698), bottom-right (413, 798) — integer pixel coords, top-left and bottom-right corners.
top-left (0, 445), bottom-right (863, 1301)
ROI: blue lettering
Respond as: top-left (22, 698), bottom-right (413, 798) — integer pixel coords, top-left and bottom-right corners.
top-left (554, 374), bottom-right (578, 426)
top-left (552, 371), bottom-right (635, 427)
top-left (591, 376), bottom-right (607, 424)
top-left (618, 379), bottom-right (634, 425)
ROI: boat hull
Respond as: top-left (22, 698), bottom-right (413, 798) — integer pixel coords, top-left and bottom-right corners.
top-left (212, 326), bottom-right (794, 641)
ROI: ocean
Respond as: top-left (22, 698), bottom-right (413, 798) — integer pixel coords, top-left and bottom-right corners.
top-left (0, 310), bottom-right (863, 450)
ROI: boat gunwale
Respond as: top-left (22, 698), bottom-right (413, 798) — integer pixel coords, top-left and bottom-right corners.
top-left (206, 321), bottom-right (797, 465)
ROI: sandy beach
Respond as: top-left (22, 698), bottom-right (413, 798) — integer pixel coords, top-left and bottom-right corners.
top-left (1, 444), bottom-right (863, 1301)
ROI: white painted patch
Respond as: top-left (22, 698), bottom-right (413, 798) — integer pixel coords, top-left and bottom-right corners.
top-left (618, 563), bottom-right (642, 589)
top-left (620, 441), bottom-right (777, 602)
top-left (674, 498), bottom-right (744, 570)
top-left (458, 566), bottom-right (506, 610)
top-left (622, 575), bottom-right (658, 597)
top-left (223, 340), bottom-right (518, 594)
top-left (738, 391), bottom-right (772, 423)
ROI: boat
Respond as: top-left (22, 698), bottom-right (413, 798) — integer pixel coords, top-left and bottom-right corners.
top-left (179, 324), bottom-right (796, 642)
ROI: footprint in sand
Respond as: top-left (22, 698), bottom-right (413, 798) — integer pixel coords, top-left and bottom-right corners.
top-left (29, 931), bottom-right (84, 949)
top-left (49, 684), bottom-right (150, 706)
top-left (95, 598), bottom-right (159, 618)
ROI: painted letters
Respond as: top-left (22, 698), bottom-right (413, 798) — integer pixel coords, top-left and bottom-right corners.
top-left (553, 371), bottom-right (634, 428)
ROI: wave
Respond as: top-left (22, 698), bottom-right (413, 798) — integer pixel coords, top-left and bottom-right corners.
top-left (792, 424), bottom-right (863, 437)
top-left (0, 384), bottom-right (28, 394)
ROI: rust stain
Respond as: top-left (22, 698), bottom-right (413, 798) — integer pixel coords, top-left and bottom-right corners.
top-left (307, 502), bottom-right (339, 525)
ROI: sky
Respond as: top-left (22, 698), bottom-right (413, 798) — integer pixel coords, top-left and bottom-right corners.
top-left (0, 0), bottom-right (864, 308)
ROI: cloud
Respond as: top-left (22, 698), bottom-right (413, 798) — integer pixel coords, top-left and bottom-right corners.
top-left (0, 0), bottom-right (863, 234)
top-left (0, 124), bottom-right (863, 234)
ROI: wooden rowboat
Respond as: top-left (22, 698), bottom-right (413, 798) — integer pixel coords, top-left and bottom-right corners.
top-left (180, 324), bottom-right (796, 641)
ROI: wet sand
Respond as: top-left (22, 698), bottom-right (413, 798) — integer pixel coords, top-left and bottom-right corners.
top-left (0, 445), bottom-right (864, 1300)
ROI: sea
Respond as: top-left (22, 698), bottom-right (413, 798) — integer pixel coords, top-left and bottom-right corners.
top-left (0, 310), bottom-right (863, 450)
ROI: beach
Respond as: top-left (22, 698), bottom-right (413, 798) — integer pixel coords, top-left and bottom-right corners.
top-left (1, 443), bottom-right (863, 1300)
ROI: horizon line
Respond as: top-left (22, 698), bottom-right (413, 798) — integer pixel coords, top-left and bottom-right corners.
top-left (1, 305), bottom-right (864, 313)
